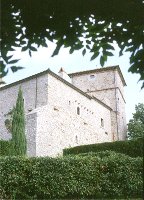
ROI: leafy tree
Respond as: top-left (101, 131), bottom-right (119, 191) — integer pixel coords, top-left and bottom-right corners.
top-left (127, 103), bottom-right (144, 139)
top-left (11, 87), bottom-right (27, 156)
top-left (0, 0), bottom-right (144, 87)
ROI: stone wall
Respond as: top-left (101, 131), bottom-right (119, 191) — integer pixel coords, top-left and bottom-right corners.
top-left (26, 112), bottom-right (37, 156)
top-left (0, 74), bottom-right (48, 140)
top-left (70, 67), bottom-right (127, 140)
top-left (116, 88), bottom-right (127, 140)
top-left (0, 67), bottom-right (126, 157)
top-left (34, 73), bottom-right (112, 157)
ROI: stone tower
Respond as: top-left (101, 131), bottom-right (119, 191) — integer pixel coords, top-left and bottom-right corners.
top-left (69, 66), bottom-right (127, 141)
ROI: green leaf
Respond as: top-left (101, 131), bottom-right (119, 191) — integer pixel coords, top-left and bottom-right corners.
top-left (86, 45), bottom-right (90, 50)
top-left (11, 66), bottom-right (24, 73)
top-left (125, 46), bottom-right (134, 52)
top-left (105, 51), bottom-right (113, 56)
top-left (2, 55), bottom-right (13, 64)
top-left (106, 44), bottom-right (115, 50)
top-left (119, 50), bottom-right (123, 57)
top-left (75, 43), bottom-right (83, 50)
top-left (100, 56), bottom-right (105, 66)
top-left (20, 41), bottom-right (27, 45)
top-left (42, 41), bottom-right (48, 48)
top-left (90, 52), bottom-right (99, 61)
top-left (29, 50), bottom-right (32, 57)
top-left (8, 59), bottom-right (20, 64)
top-left (82, 49), bottom-right (86, 56)
top-left (69, 48), bottom-right (74, 54)
top-left (52, 44), bottom-right (62, 57)
top-left (7, 55), bottom-right (13, 61)
top-left (29, 46), bottom-right (37, 51)
top-left (86, 40), bottom-right (91, 45)
top-left (21, 46), bottom-right (28, 52)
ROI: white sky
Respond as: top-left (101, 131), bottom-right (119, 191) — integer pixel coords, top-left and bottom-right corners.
top-left (3, 41), bottom-right (144, 123)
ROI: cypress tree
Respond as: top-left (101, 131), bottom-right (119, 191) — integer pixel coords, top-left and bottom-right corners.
top-left (11, 87), bottom-right (27, 156)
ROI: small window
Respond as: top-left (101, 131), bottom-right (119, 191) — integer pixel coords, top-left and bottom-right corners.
top-left (75, 135), bottom-right (78, 144)
top-left (77, 107), bottom-right (80, 115)
top-left (90, 74), bottom-right (95, 79)
top-left (101, 118), bottom-right (104, 127)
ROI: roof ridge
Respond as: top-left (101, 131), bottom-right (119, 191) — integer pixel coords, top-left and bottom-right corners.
top-left (48, 70), bottom-right (112, 111)
top-left (0, 68), bottom-right (50, 91)
top-left (68, 65), bottom-right (119, 76)
top-left (68, 65), bottom-right (126, 86)
top-left (0, 68), bottom-right (112, 111)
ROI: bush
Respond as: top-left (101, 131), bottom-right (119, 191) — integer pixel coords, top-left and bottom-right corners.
top-left (0, 140), bottom-right (12, 156)
top-left (0, 152), bottom-right (143, 199)
top-left (63, 138), bottom-right (144, 157)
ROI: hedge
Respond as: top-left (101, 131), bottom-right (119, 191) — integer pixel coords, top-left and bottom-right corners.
top-left (0, 151), bottom-right (143, 199)
top-left (63, 138), bottom-right (144, 157)
top-left (0, 140), bottom-right (12, 156)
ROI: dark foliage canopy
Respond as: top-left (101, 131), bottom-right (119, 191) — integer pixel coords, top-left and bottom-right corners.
top-left (0, 0), bottom-right (144, 86)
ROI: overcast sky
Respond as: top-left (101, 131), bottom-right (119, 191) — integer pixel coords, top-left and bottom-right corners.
top-left (3, 41), bottom-right (144, 123)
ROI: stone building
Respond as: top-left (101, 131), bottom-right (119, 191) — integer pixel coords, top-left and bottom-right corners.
top-left (0, 65), bottom-right (127, 157)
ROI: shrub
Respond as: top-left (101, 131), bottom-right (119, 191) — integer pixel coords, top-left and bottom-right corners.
top-left (11, 87), bottom-right (27, 156)
top-left (63, 137), bottom-right (144, 157)
top-left (0, 152), bottom-right (143, 199)
top-left (0, 140), bottom-right (12, 156)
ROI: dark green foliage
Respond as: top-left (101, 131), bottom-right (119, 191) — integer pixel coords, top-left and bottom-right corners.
top-left (0, 140), bottom-right (12, 156)
top-left (0, 152), bottom-right (143, 199)
top-left (63, 138), bottom-right (144, 157)
top-left (127, 103), bottom-right (144, 139)
top-left (1, 0), bottom-right (144, 87)
top-left (4, 107), bottom-right (15, 132)
top-left (11, 87), bottom-right (27, 156)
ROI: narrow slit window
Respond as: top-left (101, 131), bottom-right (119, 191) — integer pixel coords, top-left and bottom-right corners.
top-left (101, 118), bottom-right (104, 127)
top-left (75, 135), bottom-right (78, 144)
top-left (77, 107), bottom-right (80, 115)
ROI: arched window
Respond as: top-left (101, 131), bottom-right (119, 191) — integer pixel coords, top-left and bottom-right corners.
top-left (77, 107), bottom-right (80, 115)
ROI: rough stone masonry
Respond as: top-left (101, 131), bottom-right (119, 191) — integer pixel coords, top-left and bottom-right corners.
top-left (0, 65), bottom-right (127, 157)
